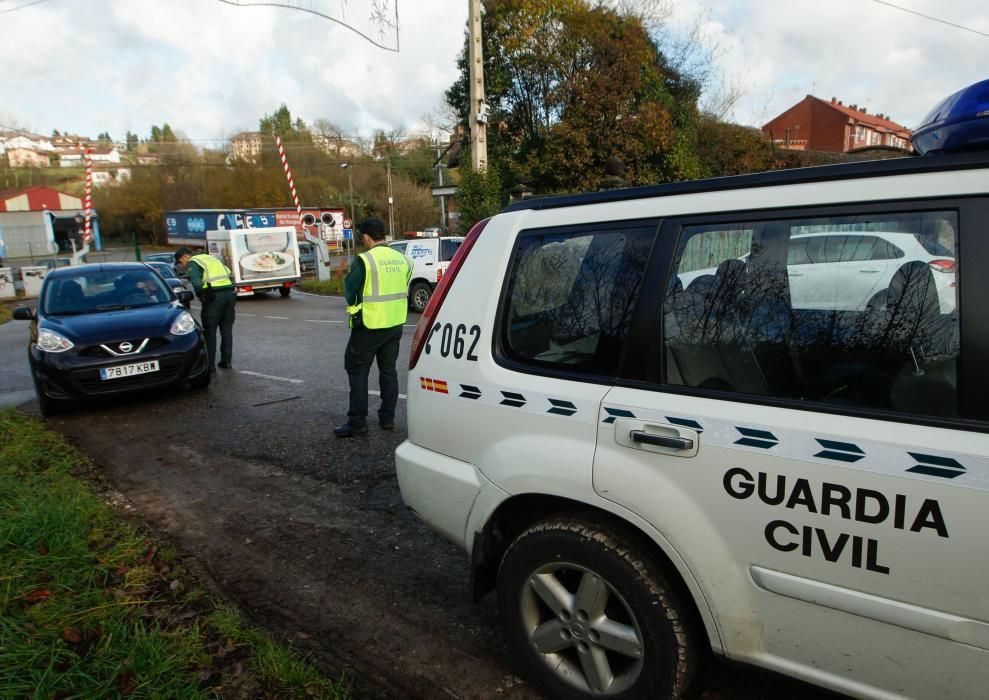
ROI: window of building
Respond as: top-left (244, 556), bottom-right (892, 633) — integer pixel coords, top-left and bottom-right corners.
top-left (662, 210), bottom-right (960, 418)
top-left (503, 226), bottom-right (655, 376)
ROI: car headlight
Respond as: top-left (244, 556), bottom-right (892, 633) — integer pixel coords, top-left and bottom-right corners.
top-left (170, 311), bottom-right (197, 335)
top-left (36, 328), bottom-right (74, 353)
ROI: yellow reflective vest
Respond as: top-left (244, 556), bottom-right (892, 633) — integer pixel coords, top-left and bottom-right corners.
top-left (188, 254), bottom-right (233, 290)
top-left (347, 245), bottom-right (412, 329)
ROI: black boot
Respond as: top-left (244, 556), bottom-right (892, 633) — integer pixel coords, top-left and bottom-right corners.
top-left (334, 422), bottom-right (368, 438)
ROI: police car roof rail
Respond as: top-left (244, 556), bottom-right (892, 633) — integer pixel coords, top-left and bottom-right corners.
top-left (502, 149), bottom-right (989, 214)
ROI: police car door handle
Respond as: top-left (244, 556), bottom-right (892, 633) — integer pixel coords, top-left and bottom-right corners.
top-left (630, 431), bottom-right (694, 450)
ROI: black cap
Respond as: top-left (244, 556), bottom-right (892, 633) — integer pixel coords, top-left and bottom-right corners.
top-left (358, 218), bottom-right (385, 236)
top-left (174, 246), bottom-right (192, 263)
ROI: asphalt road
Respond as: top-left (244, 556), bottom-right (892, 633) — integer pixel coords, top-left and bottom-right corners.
top-left (0, 290), bottom-right (838, 699)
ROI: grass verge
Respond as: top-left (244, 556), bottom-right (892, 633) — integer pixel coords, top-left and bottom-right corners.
top-left (0, 410), bottom-right (348, 699)
top-left (298, 278), bottom-right (345, 296)
top-left (0, 304), bottom-right (11, 325)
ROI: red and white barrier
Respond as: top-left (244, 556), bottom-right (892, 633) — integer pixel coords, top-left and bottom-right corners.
top-left (83, 146), bottom-right (93, 244)
top-left (274, 135), bottom-right (304, 224)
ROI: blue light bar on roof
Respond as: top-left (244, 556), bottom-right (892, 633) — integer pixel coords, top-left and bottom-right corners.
top-left (912, 78), bottom-right (989, 155)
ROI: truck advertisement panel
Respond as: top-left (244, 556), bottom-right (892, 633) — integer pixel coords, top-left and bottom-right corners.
top-left (165, 210), bottom-right (277, 247)
top-left (207, 227), bottom-right (301, 293)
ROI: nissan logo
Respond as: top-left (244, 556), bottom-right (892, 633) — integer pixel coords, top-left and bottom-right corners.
top-left (118, 342), bottom-right (133, 353)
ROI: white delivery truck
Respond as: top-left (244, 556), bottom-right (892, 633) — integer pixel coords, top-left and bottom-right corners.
top-left (206, 226), bottom-right (301, 297)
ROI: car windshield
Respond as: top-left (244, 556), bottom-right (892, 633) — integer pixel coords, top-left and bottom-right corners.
top-left (42, 269), bottom-right (173, 315)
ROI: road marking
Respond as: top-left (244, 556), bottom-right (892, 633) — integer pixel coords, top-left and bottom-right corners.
top-left (264, 315), bottom-right (290, 320)
top-left (239, 313), bottom-right (256, 316)
top-left (238, 370), bottom-right (304, 384)
top-left (293, 289), bottom-right (347, 300)
top-left (305, 319), bottom-right (345, 323)
top-left (369, 390), bottom-right (407, 400)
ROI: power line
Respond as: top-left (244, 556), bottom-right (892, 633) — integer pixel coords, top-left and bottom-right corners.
top-left (0, 0), bottom-right (54, 15)
top-left (869, 0), bottom-right (989, 39)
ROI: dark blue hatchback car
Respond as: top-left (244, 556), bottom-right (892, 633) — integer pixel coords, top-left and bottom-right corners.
top-left (14, 263), bottom-right (210, 415)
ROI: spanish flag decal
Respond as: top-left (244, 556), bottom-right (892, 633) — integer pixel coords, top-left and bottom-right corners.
top-left (420, 377), bottom-right (449, 394)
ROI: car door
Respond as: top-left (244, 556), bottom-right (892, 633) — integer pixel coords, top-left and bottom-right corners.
top-left (827, 234), bottom-right (888, 309)
top-left (593, 203), bottom-right (989, 699)
top-left (784, 235), bottom-right (811, 306)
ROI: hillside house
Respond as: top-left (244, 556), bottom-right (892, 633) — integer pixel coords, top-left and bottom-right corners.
top-left (762, 95), bottom-right (912, 153)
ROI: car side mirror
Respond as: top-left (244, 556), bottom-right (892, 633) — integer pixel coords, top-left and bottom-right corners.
top-left (177, 289), bottom-right (194, 304)
top-left (13, 306), bottom-right (35, 321)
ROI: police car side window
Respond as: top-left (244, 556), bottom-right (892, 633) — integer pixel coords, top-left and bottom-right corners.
top-left (503, 227), bottom-right (654, 376)
top-left (663, 210), bottom-right (961, 419)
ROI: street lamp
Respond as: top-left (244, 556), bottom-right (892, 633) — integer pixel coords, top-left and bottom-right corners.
top-left (339, 162), bottom-right (355, 226)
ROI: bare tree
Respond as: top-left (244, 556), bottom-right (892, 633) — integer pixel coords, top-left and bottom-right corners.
top-left (594, 0), bottom-right (673, 31)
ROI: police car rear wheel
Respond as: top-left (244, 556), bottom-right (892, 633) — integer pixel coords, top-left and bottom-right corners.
top-left (497, 517), bottom-right (696, 699)
top-left (410, 282), bottom-right (432, 313)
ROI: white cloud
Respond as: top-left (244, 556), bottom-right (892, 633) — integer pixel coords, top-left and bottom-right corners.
top-left (1, 0), bottom-right (985, 143)
top-left (668, 0), bottom-right (989, 129)
top-left (0, 0), bottom-right (465, 140)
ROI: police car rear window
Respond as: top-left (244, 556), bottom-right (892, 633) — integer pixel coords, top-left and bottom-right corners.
top-left (663, 210), bottom-right (960, 419)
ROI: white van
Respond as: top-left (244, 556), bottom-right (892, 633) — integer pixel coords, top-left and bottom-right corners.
top-left (387, 237), bottom-right (464, 313)
top-left (396, 83), bottom-right (989, 699)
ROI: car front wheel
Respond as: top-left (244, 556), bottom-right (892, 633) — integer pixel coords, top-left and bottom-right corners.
top-left (497, 516), bottom-right (697, 699)
top-left (188, 369), bottom-right (211, 389)
top-left (33, 378), bottom-right (62, 417)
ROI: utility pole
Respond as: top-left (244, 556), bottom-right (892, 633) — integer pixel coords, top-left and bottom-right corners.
top-left (386, 159), bottom-right (394, 239)
top-left (348, 173), bottom-right (355, 227)
top-left (468, 0), bottom-right (487, 171)
top-left (434, 143), bottom-right (447, 227)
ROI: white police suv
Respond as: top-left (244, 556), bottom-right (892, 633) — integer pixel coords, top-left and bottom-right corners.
top-left (396, 80), bottom-right (989, 699)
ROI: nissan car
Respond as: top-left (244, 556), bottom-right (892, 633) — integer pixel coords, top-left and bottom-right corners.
top-left (14, 262), bottom-right (209, 415)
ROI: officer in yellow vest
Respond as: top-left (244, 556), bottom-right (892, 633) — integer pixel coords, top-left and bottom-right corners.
top-left (175, 247), bottom-right (236, 371)
top-left (335, 218), bottom-right (413, 437)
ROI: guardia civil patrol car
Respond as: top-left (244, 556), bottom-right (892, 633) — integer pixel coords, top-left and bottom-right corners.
top-left (396, 80), bottom-right (989, 699)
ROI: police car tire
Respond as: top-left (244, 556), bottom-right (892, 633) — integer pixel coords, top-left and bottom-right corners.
top-left (497, 516), bottom-right (697, 699)
top-left (410, 282), bottom-right (432, 313)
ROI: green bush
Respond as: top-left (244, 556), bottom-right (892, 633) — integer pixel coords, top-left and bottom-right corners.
top-left (299, 278), bottom-right (345, 296)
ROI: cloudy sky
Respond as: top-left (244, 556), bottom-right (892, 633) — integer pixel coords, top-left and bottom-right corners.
top-left (0, 0), bottom-right (987, 145)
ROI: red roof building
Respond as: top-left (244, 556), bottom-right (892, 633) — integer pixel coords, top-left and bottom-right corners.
top-left (762, 95), bottom-right (912, 153)
top-left (0, 186), bottom-right (83, 212)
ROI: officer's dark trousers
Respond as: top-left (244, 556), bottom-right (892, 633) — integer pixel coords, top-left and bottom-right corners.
top-left (345, 324), bottom-right (403, 427)
top-left (200, 289), bottom-right (236, 367)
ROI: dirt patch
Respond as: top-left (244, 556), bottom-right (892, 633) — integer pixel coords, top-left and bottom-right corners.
top-left (56, 419), bottom-right (536, 699)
